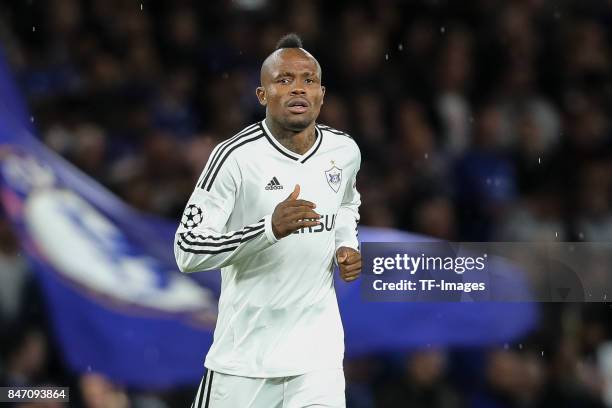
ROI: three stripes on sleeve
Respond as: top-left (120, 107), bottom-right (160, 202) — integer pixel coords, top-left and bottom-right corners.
top-left (197, 123), bottom-right (263, 192)
top-left (178, 123), bottom-right (268, 255)
top-left (176, 219), bottom-right (265, 255)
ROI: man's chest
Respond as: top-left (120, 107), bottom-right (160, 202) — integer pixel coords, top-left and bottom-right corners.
top-left (238, 149), bottom-right (354, 214)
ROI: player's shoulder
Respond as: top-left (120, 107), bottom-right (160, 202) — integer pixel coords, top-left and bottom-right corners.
top-left (210, 122), bottom-right (266, 158)
top-left (198, 122), bottom-right (266, 190)
top-left (217, 122), bottom-right (265, 146)
top-left (316, 123), bottom-right (360, 156)
top-left (316, 123), bottom-right (352, 140)
top-left (201, 122), bottom-right (264, 183)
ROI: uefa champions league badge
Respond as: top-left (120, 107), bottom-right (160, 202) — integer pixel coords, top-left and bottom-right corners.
top-left (325, 161), bottom-right (342, 193)
top-left (181, 204), bottom-right (204, 230)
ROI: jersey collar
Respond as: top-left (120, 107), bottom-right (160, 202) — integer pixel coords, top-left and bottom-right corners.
top-left (260, 120), bottom-right (322, 164)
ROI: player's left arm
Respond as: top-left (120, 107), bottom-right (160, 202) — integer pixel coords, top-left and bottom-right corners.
top-left (335, 144), bottom-right (362, 282)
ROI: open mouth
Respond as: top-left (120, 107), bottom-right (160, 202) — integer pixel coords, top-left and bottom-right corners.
top-left (287, 99), bottom-right (309, 114)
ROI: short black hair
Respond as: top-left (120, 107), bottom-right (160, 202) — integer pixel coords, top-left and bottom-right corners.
top-left (276, 33), bottom-right (303, 49)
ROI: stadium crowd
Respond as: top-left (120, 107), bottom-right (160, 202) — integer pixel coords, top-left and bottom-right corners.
top-left (1, 0), bottom-right (612, 406)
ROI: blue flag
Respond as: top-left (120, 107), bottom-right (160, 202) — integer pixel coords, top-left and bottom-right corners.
top-left (0, 49), bottom-right (217, 390)
top-left (0, 48), bottom-right (537, 389)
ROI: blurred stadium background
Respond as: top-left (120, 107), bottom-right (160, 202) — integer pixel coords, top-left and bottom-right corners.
top-left (1, 0), bottom-right (612, 407)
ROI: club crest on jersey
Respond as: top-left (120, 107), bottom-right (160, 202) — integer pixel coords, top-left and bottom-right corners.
top-left (181, 204), bottom-right (203, 230)
top-left (325, 165), bottom-right (342, 193)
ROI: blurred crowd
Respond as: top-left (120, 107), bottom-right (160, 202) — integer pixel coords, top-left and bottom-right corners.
top-left (1, 0), bottom-right (612, 406)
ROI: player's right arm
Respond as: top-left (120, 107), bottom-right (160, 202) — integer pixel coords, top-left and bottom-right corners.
top-left (174, 147), bottom-right (319, 273)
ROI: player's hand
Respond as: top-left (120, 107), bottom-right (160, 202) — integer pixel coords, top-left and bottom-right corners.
top-left (272, 184), bottom-right (321, 239)
top-left (336, 247), bottom-right (361, 282)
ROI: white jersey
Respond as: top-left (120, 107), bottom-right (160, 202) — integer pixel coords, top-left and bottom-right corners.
top-left (174, 119), bottom-right (361, 378)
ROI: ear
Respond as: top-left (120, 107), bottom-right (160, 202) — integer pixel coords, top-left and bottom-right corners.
top-left (256, 87), bottom-right (267, 106)
top-left (321, 85), bottom-right (326, 105)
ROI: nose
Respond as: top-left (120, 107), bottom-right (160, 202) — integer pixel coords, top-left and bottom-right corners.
top-left (290, 85), bottom-right (306, 95)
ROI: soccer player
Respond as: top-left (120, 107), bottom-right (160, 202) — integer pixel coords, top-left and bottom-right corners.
top-left (174, 33), bottom-right (361, 408)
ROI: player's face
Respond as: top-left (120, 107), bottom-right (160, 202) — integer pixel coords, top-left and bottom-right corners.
top-left (258, 49), bottom-right (325, 131)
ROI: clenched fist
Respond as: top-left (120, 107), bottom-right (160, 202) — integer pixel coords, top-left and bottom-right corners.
top-left (336, 247), bottom-right (361, 282)
top-left (272, 184), bottom-right (321, 239)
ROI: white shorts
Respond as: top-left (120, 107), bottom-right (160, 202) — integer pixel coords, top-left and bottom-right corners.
top-left (190, 368), bottom-right (345, 408)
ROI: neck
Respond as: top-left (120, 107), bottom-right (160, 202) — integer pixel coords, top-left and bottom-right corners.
top-left (265, 117), bottom-right (316, 155)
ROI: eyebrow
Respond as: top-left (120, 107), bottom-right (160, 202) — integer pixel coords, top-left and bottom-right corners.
top-left (275, 71), bottom-right (317, 78)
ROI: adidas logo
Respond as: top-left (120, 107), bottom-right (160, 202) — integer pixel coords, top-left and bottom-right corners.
top-left (265, 177), bottom-right (283, 190)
